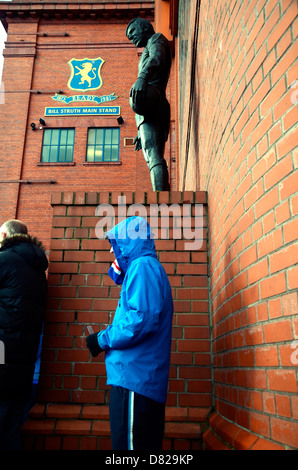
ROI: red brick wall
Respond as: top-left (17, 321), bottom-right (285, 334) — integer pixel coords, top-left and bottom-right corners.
top-left (177, 0), bottom-right (298, 449)
top-left (23, 190), bottom-right (210, 449)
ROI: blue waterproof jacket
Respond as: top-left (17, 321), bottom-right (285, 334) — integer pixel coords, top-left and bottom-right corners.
top-left (97, 216), bottom-right (173, 404)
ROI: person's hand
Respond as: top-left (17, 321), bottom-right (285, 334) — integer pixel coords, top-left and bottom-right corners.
top-left (133, 136), bottom-right (142, 151)
top-left (130, 77), bottom-right (147, 107)
top-left (86, 333), bottom-right (103, 357)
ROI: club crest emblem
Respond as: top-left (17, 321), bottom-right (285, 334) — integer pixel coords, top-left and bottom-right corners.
top-left (67, 57), bottom-right (105, 92)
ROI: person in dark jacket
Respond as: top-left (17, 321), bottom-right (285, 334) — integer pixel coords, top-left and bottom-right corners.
top-left (0, 220), bottom-right (48, 450)
top-left (86, 216), bottom-right (173, 450)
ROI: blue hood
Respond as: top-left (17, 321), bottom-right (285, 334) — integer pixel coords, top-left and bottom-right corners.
top-left (106, 216), bottom-right (157, 274)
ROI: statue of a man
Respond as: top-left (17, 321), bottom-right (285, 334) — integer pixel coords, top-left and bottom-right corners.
top-left (126, 18), bottom-right (172, 191)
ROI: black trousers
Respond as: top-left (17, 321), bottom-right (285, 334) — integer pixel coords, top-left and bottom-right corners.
top-left (0, 400), bottom-right (24, 450)
top-left (109, 386), bottom-right (165, 451)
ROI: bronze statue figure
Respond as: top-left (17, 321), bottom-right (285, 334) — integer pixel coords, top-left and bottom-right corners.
top-left (126, 18), bottom-right (172, 191)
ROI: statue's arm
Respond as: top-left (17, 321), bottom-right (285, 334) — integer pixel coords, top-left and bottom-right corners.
top-left (133, 134), bottom-right (142, 151)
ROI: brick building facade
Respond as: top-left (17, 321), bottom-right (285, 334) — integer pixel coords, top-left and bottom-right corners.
top-left (0, 0), bottom-right (297, 451)
top-left (0, 0), bottom-right (177, 250)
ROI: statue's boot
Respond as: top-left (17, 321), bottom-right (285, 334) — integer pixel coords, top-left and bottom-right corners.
top-left (150, 162), bottom-right (170, 191)
top-left (138, 123), bottom-right (170, 191)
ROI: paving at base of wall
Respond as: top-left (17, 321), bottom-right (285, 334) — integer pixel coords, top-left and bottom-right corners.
top-left (21, 404), bottom-right (203, 451)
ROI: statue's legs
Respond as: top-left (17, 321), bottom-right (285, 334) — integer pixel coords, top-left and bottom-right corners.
top-left (148, 156), bottom-right (169, 192)
top-left (139, 122), bottom-right (170, 191)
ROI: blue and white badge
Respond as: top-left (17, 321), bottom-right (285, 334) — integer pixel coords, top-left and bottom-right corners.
top-left (67, 57), bottom-right (105, 92)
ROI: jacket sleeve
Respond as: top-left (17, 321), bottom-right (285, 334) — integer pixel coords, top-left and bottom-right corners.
top-left (0, 254), bottom-right (7, 287)
top-left (98, 261), bottom-right (164, 350)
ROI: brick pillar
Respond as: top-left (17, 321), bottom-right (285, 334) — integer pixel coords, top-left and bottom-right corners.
top-left (22, 190), bottom-right (210, 450)
top-left (0, 19), bottom-right (37, 220)
top-left (176, 0), bottom-right (297, 451)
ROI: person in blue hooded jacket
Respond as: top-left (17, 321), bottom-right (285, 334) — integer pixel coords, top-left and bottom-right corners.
top-left (86, 216), bottom-right (173, 450)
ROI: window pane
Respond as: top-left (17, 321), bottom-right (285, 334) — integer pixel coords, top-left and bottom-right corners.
top-left (67, 130), bottom-right (74, 145)
top-left (66, 147), bottom-right (73, 162)
top-left (51, 130), bottom-right (60, 146)
top-left (111, 146), bottom-right (118, 161)
top-left (88, 129), bottom-right (95, 145)
top-left (43, 129), bottom-right (52, 146)
top-left (41, 146), bottom-right (50, 162)
top-left (94, 146), bottom-right (103, 162)
top-left (96, 129), bottom-right (104, 145)
top-left (49, 146), bottom-right (58, 162)
top-left (112, 129), bottom-right (119, 144)
top-left (58, 146), bottom-right (66, 162)
top-left (60, 131), bottom-right (67, 146)
top-left (105, 129), bottom-right (112, 145)
top-left (103, 145), bottom-right (111, 161)
top-left (87, 146), bottom-right (95, 162)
